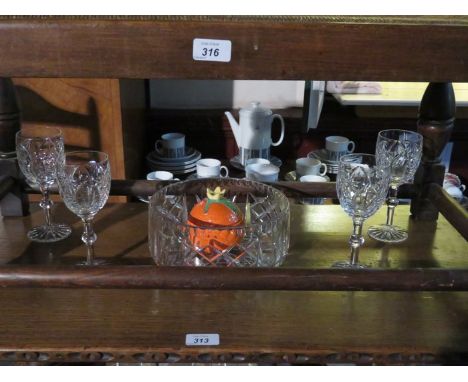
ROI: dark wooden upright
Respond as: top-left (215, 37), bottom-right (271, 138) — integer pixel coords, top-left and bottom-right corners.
top-left (0, 77), bottom-right (28, 216)
top-left (411, 82), bottom-right (456, 220)
top-left (0, 78), bottom-right (20, 156)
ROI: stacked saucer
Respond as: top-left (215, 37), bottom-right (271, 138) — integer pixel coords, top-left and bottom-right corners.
top-left (230, 154), bottom-right (282, 170)
top-left (307, 149), bottom-right (360, 174)
top-left (146, 147), bottom-right (201, 176)
top-left (284, 171), bottom-right (330, 182)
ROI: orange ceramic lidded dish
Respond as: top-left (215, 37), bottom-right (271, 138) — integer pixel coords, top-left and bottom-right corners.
top-left (187, 187), bottom-right (244, 257)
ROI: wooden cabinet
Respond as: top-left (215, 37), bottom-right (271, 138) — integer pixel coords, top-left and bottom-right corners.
top-left (0, 16), bottom-right (467, 365)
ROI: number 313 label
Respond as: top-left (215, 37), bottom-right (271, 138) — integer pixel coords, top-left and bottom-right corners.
top-left (193, 39), bottom-right (232, 62)
top-left (186, 333), bottom-right (220, 346)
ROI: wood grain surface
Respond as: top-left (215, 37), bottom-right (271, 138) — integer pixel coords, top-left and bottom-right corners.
top-left (0, 288), bottom-right (468, 364)
top-left (2, 267), bottom-right (468, 291)
top-left (0, 17), bottom-right (467, 81)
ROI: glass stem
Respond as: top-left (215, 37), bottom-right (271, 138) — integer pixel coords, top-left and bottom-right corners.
top-left (349, 218), bottom-right (364, 266)
top-left (39, 185), bottom-right (53, 227)
top-left (81, 218), bottom-right (97, 265)
top-left (386, 185), bottom-right (400, 226)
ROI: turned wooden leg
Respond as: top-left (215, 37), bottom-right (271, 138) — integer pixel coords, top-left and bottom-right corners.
top-left (411, 82), bottom-right (456, 221)
top-left (0, 77), bottom-right (29, 217)
top-left (410, 162), bottom-right (446, 221)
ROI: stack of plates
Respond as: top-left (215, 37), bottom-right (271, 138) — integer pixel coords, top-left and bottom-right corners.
top-left (284, 171), bottom-right (330, 182)
top-left (146, 147), bottom-right (201, 175)
top-left (307, 149), bottom-right (361, 174)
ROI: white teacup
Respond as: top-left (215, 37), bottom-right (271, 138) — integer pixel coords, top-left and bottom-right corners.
top-left (296, 157), bottom-right (327, 177)
top-left (147, 171), bottom-right (177, 181)
top-left (196, 158), bottom-right (229, 178)
top-left (444, 182), bottom-right (466, 192)
top-left (443, 173), bottom-right (465, 190)
top-left (443, 173), bottom-right (465, 201)
top-left (246, 163), bottom-right (279, 182)
top-left (299, 175), bottom-right (328, 183)
top-left (325, 136), bottom-right (355, 162)
top-left (299, 174), bottom-right (329, 205)
top-left (446, 186), bottom-right (464, 200)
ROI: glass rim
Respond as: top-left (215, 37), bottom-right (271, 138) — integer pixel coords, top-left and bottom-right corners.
top-left (154, 206), bottom-right (289, 231)
top-left (339, 153), bottom-right (392, 172)
top-left (64, 150), bottom-right (109, 165)
top-left (377, 129), bottom-right (423, 141)
top-left (16, 125), bottom-right (63, 139)
top-left (151, 178), bottom-right (289, 230)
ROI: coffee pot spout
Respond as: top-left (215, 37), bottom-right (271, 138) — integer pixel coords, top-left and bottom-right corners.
top-left (224, 111), bottom-right (241, 147)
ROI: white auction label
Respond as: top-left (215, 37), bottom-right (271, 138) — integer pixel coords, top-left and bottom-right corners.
top-left (185, 333), bottom-right (220, 346)
top-left (193, 38), bottom-right (232, 62)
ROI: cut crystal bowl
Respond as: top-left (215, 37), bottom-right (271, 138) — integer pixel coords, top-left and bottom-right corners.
top-left (149, 178), bottom-right (290, 267)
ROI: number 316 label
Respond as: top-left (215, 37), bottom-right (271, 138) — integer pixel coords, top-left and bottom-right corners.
top-left (186, 333), bottom-right (220, 346)
top-left (193, 38), bottom-right (232, 62)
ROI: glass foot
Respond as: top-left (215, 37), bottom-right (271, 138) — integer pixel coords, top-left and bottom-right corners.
top-left (332, 261), bottom-right (368, 269)
top-left (77, 257), bottom-right (110, 266)
top-left (27, 224), bottom-right (72, 243)
top-left (368, 224), bottom-right (408, 243)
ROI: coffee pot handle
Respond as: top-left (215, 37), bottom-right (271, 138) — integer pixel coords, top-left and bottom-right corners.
top-left (220, 166), bottom-right (229, 178)
top-left (271, 114), bottom-right (285, 147)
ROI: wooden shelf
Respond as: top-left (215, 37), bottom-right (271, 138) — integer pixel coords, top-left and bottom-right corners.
top-left (0, 201), bottom-right (467, 364)
top-left (0, 16), bottom-right (468, 81)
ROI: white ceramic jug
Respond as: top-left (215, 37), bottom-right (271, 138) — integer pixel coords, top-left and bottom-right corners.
top-left (225, 102), bottom-right (285, 165)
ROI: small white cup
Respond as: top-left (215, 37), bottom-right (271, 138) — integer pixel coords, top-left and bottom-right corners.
top-left (446, 186), bottom-right (464, 200)
top-left (299, 175), bottom-right (329, 205)
top-left (443, 173), bottom-right (466, 191)
top-left (444, 181), bottom-right (466, 192)
top-left (246, 163), bottom-right (279, 182)
top-left (296, 157), bottom-right (327, 177)
top-left (196, 158), bottom-right (229, 178)
top-left (299, 175), bottom-right (328, 183)
top-left (147, 171), bottom-right (177, 181)
top-left (325, 136), bottom-right (355, 161)
top-left (245, 158), bottom-right (271, 167)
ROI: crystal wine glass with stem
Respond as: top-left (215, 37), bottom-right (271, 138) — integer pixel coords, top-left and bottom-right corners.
top-left (368, 130), bottom-right (423, 243)
top-left (57, 151), bottom-right (111, 265)
top-left (16, 125), bottom-right (72, 242)
top-left (334, 154), bottom-right (390, 268)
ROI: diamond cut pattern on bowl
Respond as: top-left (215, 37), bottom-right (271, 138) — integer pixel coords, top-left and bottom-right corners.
top-left (149, 178), bottom-right (289, 267)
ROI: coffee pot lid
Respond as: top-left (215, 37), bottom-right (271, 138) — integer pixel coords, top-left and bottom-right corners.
top-left (240, 101), bottom-right (272, 116)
